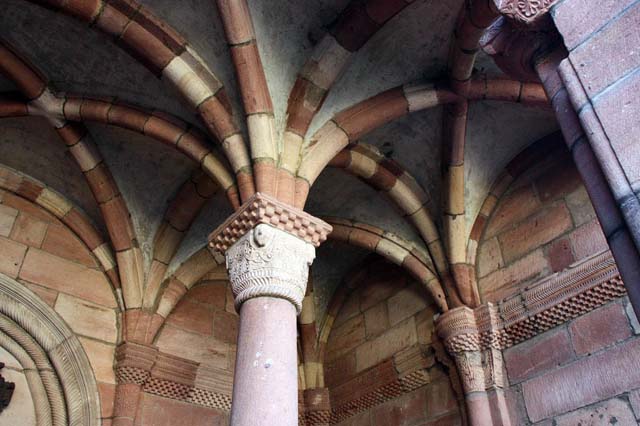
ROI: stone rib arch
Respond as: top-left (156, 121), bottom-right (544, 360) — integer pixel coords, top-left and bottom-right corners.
top-left (0, 273), bottom-right (102, 426)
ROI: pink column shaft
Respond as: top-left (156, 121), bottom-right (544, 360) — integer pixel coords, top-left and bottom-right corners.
top-left (231, 297), bottom-right (298, 426)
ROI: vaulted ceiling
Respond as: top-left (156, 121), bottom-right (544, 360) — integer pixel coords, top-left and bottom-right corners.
top-left (0, 0), bottom-right (558, 321)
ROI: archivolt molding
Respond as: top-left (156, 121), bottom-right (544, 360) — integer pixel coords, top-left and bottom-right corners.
top-left (0, 327), bottom-right (56, 426)
top-left (0, 273), bottom-right (102, 426)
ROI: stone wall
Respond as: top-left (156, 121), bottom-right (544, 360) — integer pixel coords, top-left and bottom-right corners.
top-left (476, 144), bottom-right (607, 302)
top-left (505, 296), bottom-right (640, 424)
top-left (155, 270), bottom-right (237, 372)
top-left (551, 0), bottom-right (640, 203)
top-left (324, 261), bottom-right (462, 426)
top-left (0, 187), bottom-right (117, 423)
top-left (140, 269), bottom-right (236, 425)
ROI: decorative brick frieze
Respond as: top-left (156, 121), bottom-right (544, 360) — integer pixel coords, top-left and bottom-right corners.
top-left (316, 345), bottom-right (435, 425)
top-left (114, 342), bottom-right (233, 412)
top-left (330, 367), bottom-right (432, 424)
top-left (115, 341), bottom-right (158, 385)
top-left (208, 192), bottom-right (332, 252)
top-left (437, 251), bottom-right (625, 355)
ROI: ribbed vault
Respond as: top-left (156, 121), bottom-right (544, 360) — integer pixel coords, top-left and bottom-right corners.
top-left (0, 0), bottom-right (559, 352)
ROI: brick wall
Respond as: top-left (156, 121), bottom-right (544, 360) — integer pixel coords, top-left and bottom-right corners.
top-left (476, 146), bottom-right (608, 302)
top-left (504, 296), bottom-right (640, 424)
top-left (324, 261), bottom-right (461, 425)
top-left (0, 188), bottom-right (118, 422)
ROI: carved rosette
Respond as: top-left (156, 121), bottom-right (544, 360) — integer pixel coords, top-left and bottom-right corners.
top-left (495, 0), bottom-right (558, 25)
top-left (225, 223), bottom-right (316, 313)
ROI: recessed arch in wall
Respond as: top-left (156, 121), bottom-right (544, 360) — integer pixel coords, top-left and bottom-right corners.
top-left (0, 273), bottom-right (101, 426)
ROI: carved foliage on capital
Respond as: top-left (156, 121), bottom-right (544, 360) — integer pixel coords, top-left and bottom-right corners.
top-left (496, 0), bottom-right (558, 24)
top-left (226, 224), bottom-right (316, 313)
top-left (454, 349), bottom-right (506, 394)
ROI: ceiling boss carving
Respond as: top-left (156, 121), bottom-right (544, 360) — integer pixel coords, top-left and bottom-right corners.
top-left (495, 0), bottom-right (558, 24)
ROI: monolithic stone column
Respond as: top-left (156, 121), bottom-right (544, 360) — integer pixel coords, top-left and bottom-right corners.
top-left (209, 193), bottom-right (331, 426)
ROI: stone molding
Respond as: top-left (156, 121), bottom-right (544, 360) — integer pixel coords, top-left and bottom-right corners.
top-left (208, 192), bottom-right (332, 253)
top-left (225, 223), bottom-right (317, 313)
top-left (0, 273), bottom-right (101, 426)
top-left (115, 342), bottom-right (233, 413)
top-left (301, 345), bottom-right (435, 425)
top-left (436, 251), bottom-right (624, 354)
top-left (494, 0), bottom-right (558, 25)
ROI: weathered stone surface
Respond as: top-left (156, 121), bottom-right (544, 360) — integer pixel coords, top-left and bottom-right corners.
top-left (355, 317), bottom-right (417, 372)
top-left (522, 337), bottom-right (640, 421)
top-left (166, 298), bottom-right (214, 336)
top-left (137, 393), bottom-right (227, 426)
top-left (19, 248), bottom-right (116, 307)
top-left (480, 249), bottom-right (548, 302)
top-left (569, 219), bottom-right (608, 261)
top-left (547, 238), bottom-right (575, 273)
top-left (363, 302), bottom-right (389, 339)
top-left (79, 337), bottom-right (116, 384)
top-left (569, 302), bottom-right (632, 355)
top-left (485, 185), bottom-right (541, 239)
top-left (565, 187), bottom-right (596, 227)
top-left (477, 237), bottom-right (503, 278)
top-left (552, 397), bottom-right (636, 426)
top-left (188, 281), bottom-right (227, 309)
top-left (156, 324), bottom-right (230, 370)
top-left (370, 386), bottom-right (427, 425)
top-left (505, 327), bottom-right (575, 384)
top-left (55, 293), bottom-right (118, 343)
top-left (498, 203), bottom-right (572, 263)
top-left (41, 223), bottom-right (97, 267)
top-left (552, 0), bottom-right (637, 49)
top-left (9, 213), bottom-right (47, 248)
top-left (0, 236), bottom-right (27, 278)
top-left (0, 204), bottom-right (18, 237)
top-left (328, 313), bottom-right (366, 362)
top-left (386, 284), bottom-right (428, 326)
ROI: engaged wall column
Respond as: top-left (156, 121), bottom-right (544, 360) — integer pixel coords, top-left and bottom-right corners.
top-left (208, 193), bottom-right (331, 426)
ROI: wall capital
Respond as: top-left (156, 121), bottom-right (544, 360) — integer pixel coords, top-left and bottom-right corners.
top-left (480, 16), bottom-right (561, 82)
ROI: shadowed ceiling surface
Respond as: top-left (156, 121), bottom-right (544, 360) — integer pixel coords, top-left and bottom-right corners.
top-left (0, 0), bottom-right (558, 319)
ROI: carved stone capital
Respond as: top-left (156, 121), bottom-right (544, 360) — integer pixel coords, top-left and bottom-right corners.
top-left (224, 223), bottom-right (316, 313)
top-left (435, 251), bottom-right (624, 355)
top-left (452, 348), bottom-right (506, 394)
top-left (209, 193), bottom-right (331, 313)
top-left (494, 0), bottom-right (559, 25)
top-left (480, 16), bottom-right (561, 82)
